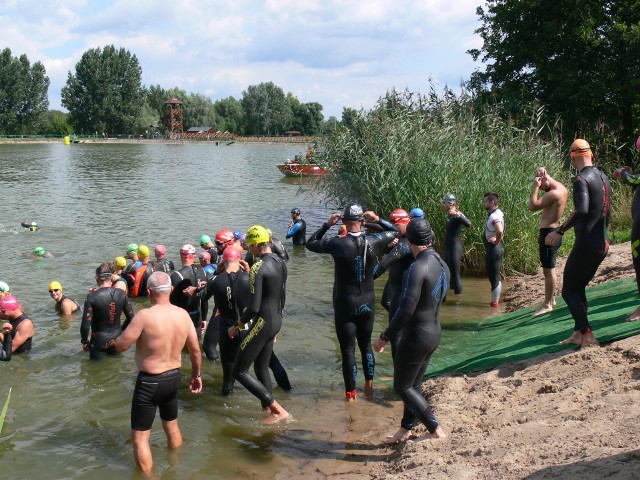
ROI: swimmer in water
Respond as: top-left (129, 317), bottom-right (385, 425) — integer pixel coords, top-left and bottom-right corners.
top-left (21, 221), bottom-right (38, 231)
top-left (0, 281), bottom-right (10, 299)
top-left (130, 246), bottom-right (154, 298)
top-left (286, 208), bottom-right (307, 246)
top-left (153, 245), bottom-right (174, 274)
top-left (112, 257), bottom-right (129, 294)
top-left (30, 246), bottom-right (53, 259)
top-left (48, 281), bottom-right (80, 315)
top-left (0, 295), bottom-right (34, 361)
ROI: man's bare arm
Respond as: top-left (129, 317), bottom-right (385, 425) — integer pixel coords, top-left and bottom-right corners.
top-left (185, 321), bottom-right (202, 393)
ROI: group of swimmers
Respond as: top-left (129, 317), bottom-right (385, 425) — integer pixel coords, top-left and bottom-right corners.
top-left (2, 136), bottom-right (639, 473)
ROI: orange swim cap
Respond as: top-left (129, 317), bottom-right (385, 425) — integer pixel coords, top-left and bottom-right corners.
top-left (569, 139), bottom-right (592, 157)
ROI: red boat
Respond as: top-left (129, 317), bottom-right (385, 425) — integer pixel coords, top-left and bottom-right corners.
top-left (277, 161), bottom-right (330, 177)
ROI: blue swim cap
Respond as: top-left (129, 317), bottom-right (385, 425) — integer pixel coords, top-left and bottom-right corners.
top-left (409, 208), bottom-right (424, 219)
top-left (233, 229), bottom-right (242, 240)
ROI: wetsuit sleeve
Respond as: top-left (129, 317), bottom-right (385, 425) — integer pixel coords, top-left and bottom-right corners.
top-left (239, 263), bottom-right (265, 325)
top-left (286, 221), bottom-right (301, 238)
top-left (376, 218), bottom-right (399, 232)
top-left (121, 296), bottom-right (135, 331)
top-left (373, 241), bottom-right (411, 279)
top-left (557, 176), bottom-right (588, 233)
top-left (80, 298), bottom-right (92, 343)
top-left (305, 224), bottom-right (331, 253)
top-left (458, 213), bottom-right (472, 228)
top-left (0, 334), bottom-right (12, 361)
top-left (620, 170), bottom-right (640, 187)
top-left (369, 231), bottom-right (399, 256)
top-left (384, 262), bottom-right (423, 340)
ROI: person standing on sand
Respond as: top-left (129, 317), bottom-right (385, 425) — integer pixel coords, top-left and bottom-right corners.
top-left (115, 272), bottom-right (202, 476)
top-left (546, 139), bottom-right (611, 348)
top-left (528, 167), bottom-right (568, 316)
top-left (374, 217), bottom-right (449, 444)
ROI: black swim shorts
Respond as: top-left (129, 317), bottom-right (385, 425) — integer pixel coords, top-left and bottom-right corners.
top-left (131, 368), bottom-right (181, 431)
top-left (539, 227), bottom-right (561, 269)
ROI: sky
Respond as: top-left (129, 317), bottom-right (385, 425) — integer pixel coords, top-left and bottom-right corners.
top-left (0, 0), bottom-right (484, 119)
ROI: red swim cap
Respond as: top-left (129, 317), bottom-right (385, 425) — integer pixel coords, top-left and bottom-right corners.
top-left (215, 229), bottom-right (235, 245)
top-left (389, 208), bottom-right (410, 225)
top-left (154, 244), bottom-right (166, 256)
top-left (180, 244), bottom-right (196, 256)
top-left (222, 247), bottom-right (242, 262)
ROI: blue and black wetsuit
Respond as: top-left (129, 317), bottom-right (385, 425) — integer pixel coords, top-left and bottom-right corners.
top-left (0, 314), bottom-right (34, 361)
top-left (557, 166), bottom-right (611, 334)
top-left (444, 212), bottom-right (471, 294)
top-left (381, 247), bottom-right (449, 433)
top-left (286, 219), bottom-right (307, 245)
top-left (81, 287), bottom-right (135, 360)
top-left (373, 237), bottom-right (414, 359)
top-left (232, 253), bottom-right (287, 408)
top-left (306, 224), bottom-right (398, 396)
top-left (619, 170), bottom-right (640, 295)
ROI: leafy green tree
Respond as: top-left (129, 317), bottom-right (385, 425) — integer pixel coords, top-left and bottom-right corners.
top-left (469, 0), bottom-right (640, 146)
top-left (214, 96), bottom-right (244, 134)
top-left (181, 93), bottom-right (217, 129)
top-left (61, 45), bottom-right (143, 134)
top-left (40, 110), bottom-right (73, 135)
top-left (0, 48), bottom-right (50, 134)
top-left (322, 116), bottom-right (340, 134)
top-left (341, 107), bottom-right (360, 129)
top-left (241, 81), bottom-right (292, 135)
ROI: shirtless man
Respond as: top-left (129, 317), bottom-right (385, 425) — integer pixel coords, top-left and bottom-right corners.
top-left (115, 271), bottom-right (202, 476)
top-left (528, 167), bottom-right (568, 316)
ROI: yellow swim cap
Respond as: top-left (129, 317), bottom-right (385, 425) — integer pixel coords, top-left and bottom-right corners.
top-left (245, 225), bottom-right (270, 245)
top-left (49, 281), bottom-right (63, 291)
top-left (138, 245), bottom-right (150, 259)
top-left (114, 256), bottom-right (127, 269)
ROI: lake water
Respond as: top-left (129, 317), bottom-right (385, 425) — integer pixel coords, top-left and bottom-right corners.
top-left (0, 142), bottom-right (501, 479)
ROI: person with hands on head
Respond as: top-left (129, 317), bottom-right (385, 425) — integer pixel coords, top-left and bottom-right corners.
top-left (115, 271), bottom-right (202, 476)
top-left (374, 217), bottom-right (449, 444)
top-left (442, 194), bottom-right (471, 295)
top-left (286, 208), bottom-right (307, 246)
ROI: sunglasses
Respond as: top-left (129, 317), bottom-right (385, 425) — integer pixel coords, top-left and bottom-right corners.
top-left (49, 289), bottom-right (60, 293)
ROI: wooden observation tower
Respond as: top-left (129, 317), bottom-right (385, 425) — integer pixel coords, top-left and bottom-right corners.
top-left (164, 97), bottom-right (184, 138)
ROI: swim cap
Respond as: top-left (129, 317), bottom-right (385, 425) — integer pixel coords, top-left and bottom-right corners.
top-left (180, 244), bottom-right (196, 255)
top-left (138, 245), bottom-right (150, 259)
top-left (154, 244), bottom-right (166, 256)
top-left (342, 203), bottom-right (364, 221)
top-left (126, 243), bottom-right (139, 254)
top-left (34, 247), bottom-right (45, 256)
top-left (199, 235), bottom-right (212, 245)
top-left (442, 193), bottom-right (456, 204)
top-left (409, 208), bottom-right (424, 219)
top-left (215, 229), bottom-right (235, 244)
top-left (114, 256), bottom-right (127, 269)
top-left (222, 247), bottom-right (242, 262)
top-left (232, 230), bottom-right (243, 240)
top-left (569, 139), bottom-right (592, 157)
top-left (266, 228), bottom-right (273, 237)
top-left (49, 281), bottom-right (63, 291)
top-left (199, 251), bottom-right (211, 262)
top-left (291, 208), bottom-right (301, 215)
top-left (0, 281), bottom-right (9, 293)
top-left (245, 225), bottom-right (270, 246)
top-left (0, 295), bottom-right (19, 312)
top-left (405, 218), bottom-right (434, 246)
top-left (389, 208), bottom-right (410, 225)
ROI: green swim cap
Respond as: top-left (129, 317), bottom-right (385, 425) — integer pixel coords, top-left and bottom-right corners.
top-left (199, 235), bottom-right (211, 245)
top-left (126, 243), bottom-right (139, 254)
top-left (34, 247), bottom-right (45, 256)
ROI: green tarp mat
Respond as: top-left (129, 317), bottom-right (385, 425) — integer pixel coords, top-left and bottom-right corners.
top-left (427, 277), bottom-right (640, 377)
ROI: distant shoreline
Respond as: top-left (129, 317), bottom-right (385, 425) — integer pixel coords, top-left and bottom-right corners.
top-left (0, 136), bottom-right (318, 146)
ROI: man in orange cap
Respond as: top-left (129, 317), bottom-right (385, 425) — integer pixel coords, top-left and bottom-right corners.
top-left (545, 139), bottom-right (611, 347)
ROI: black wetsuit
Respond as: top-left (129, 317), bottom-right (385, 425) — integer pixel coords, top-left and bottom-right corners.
top-left (55, 295), bottom-right (80, 314)
top-left (204, 247), bottom-right (219, 265)
top-left (620, 170), bottom-right (640, 295)
top-left (81, 287), bottom-right (134, 359)
top-left (153, 258), bottom-right (175, 274)
top-left (122, 261), bottom-right (141, 291)
top-left (270, 237), bottom-right (289, 262)
top-left (306, 225), bottom-right (398, 395)
top-left (0, 314), bottom-right (33, 361)
top-left (21, 222), bottom-right (38, 231)
top-left (286, 219), bottom-right (307, 245)
top-left (374, 237), bottom-right (414, 359)
top-left (207, 270), bottom-right (250, 394)
top-left (170, 264), bottom-right (208, 334)
top-left (232, 253), bottom-right (286, 407)
top-left (559, 166), bottom-right (611, 334)
top-left (382, 248), bottom-right (449, 433)
top-left (444, 212), bottom-right (471, 294)
top-left (130, 262), bottom-right (154, 298)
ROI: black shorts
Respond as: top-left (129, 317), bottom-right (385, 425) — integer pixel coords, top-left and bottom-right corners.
top-left (539, 227), bottom-right (561, 269)
top-left (131, 368), bottom-right (181, 431)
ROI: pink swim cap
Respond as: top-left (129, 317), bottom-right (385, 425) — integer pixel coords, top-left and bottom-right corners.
top-left (222, 247), bottom-right (242, 262)
top-left (199, 251), bottom-right (211, 262)
top-left (0, 295), bottom-right (19, 312)
top-left (154, 244), bottom-right (166, 256)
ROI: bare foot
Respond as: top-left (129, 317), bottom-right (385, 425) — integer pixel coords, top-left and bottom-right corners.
top-left (626, 306), bottom-right (640, 322)
top-left (415, 426), bottom-right (447, 442)
top-left (560, 331), bottom-right (582, 346)
top-left (363, 380), bottom-right (373, 397)
top-left (552, 297), bottom-right (557, 306)
top-left (580, 331), bottom-right (600, 348)
top-left (532, 304), bottom-right (553, 317)
top-left (263, 411), bottom-right (292, 425)
top-left (384, 427), bottom-right (412, 445)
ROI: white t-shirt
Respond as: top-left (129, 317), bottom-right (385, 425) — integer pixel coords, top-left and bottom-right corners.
top-left (485, 208), bottom-right (505, 241)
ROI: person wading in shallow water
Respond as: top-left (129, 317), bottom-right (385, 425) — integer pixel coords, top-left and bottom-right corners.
top-left (528, 167), bottom-right (568, 316)
top-left (545, 139), bottom-right (611, 348)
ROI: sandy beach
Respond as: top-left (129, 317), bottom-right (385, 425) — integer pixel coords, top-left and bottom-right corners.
top-left (365, 241), bottom-right (640, 479)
